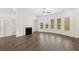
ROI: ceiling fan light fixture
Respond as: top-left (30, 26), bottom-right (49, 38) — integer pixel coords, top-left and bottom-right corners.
top-left (42, 8), bottom-right (52, 16)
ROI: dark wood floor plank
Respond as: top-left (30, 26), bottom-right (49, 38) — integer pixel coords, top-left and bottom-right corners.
top-left (0, 32), bottom-right (79, 51)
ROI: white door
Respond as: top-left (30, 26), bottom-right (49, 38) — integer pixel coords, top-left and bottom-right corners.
top-left (3, 19), bottom-right (16, 36)
top-left (0, 18), bottom-right (4, 37)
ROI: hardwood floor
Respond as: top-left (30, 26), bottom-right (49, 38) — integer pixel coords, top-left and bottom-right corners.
top-left (0, 32), bottom-right (79, 51)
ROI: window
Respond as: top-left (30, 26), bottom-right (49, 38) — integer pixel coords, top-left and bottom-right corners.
top-left (40, 23), bottom-right (43, 29)
top-left (51, 19), bottom-right (54, 29)
top-left (64, 17), bottom-right (70, 31)
top-left (45, 23), bottom-right (48, 29)
top-left (57, 18), bottom-right (61, 29)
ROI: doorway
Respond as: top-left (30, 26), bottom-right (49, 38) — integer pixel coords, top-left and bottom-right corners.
top-left (0, 18), bottom-right (16, 37)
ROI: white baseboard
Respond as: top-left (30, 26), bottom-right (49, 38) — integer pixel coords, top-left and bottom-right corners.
top-left (16, 34), bottom-right (24, 37)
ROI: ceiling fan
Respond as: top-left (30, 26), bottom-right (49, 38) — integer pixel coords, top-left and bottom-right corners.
top-left (42, 8), bottom-right (52, 15)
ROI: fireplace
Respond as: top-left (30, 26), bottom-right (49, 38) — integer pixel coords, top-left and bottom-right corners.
top-left (25, 27), bottom-right (32, 35)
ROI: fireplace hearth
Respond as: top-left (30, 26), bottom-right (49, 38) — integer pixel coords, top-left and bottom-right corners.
top-left (25, 27), bottom-right (32, 35)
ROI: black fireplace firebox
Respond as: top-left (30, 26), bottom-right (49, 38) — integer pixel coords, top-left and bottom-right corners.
top-left (25, 27), bottom-right (32, 35)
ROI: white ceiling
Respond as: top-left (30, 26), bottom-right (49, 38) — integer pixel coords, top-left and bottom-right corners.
top-left (0, 8), bottom-right (14, 14)
top-left (17, 8), bottom-right (73, 16)
top-left (0, 8), bottom-right (74, 16)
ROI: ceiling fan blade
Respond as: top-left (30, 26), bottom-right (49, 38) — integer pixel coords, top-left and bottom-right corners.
top-left (47, 11), bottom-right (51, 13)
top-left (43, 8), bottom-right (45, 13)
top-left (42, 8), bottom-right (52, 15)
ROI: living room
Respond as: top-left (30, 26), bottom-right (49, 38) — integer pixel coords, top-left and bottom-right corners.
top-left (0, 8), bottom-right (79, 51)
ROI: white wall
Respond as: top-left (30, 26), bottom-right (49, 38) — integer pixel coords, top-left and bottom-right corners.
top-left (33, 20), bottom-right (39, 31)
top-left (0, 12), bottom-right (16, 37)
top-left (37, 9), bottom-right (79, 38)
top-left (74, 9), bottom-right (79, 38)
top-left (16, 10), bottom-right (37, 37)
